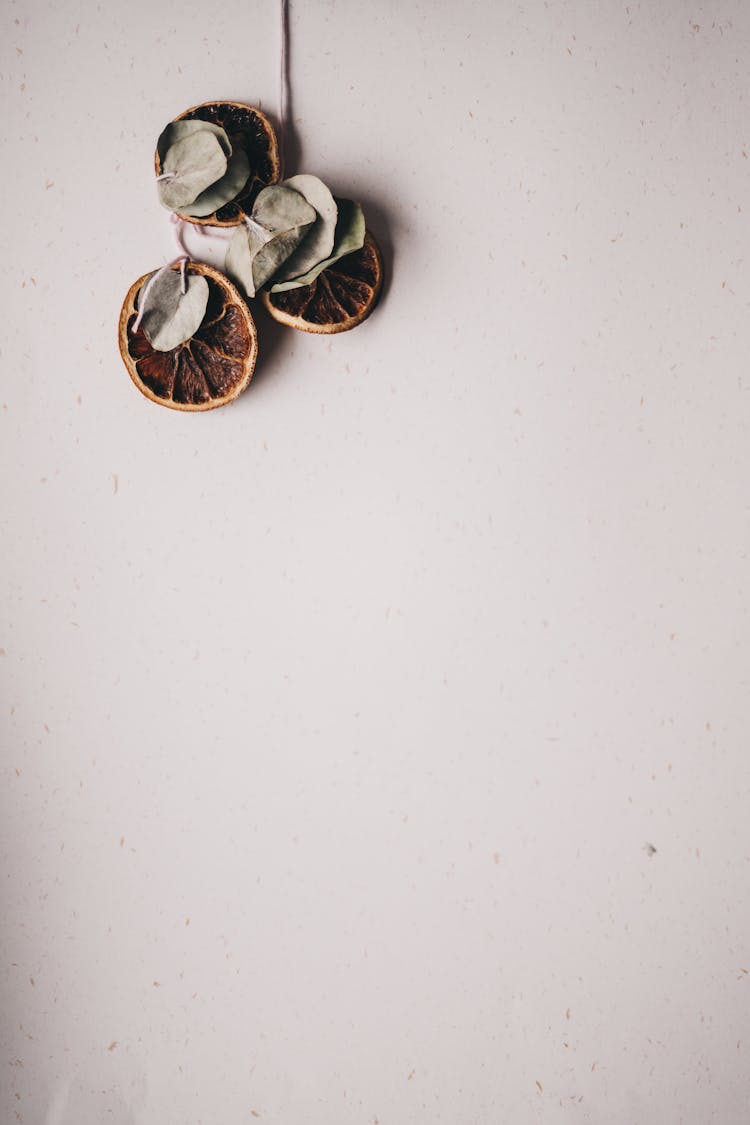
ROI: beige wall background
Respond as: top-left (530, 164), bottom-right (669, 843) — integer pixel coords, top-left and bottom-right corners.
top-left (2, 1), bottom-right (749, 1122)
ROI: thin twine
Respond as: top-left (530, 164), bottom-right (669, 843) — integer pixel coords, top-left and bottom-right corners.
top-left (150, 3), bottom-right (290, 272)
top-left (278, 0), bottom-right (289, 180)
top-left (194, 222), bottom-right (234, 240)
top-left (243, 214), bottom-right (272, 243)
top-left (132, 256), bottom-right (188, 335)
top-left (171, 213), bottom-right (192, 258)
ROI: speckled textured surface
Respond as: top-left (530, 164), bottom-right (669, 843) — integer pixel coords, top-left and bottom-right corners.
top-left (2, 2), bottom-right (750, 1122)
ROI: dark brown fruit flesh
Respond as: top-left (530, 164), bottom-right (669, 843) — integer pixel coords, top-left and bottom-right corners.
top-left (263, 234), bottom-right (383, 334)
top-left (119, 264), bottom-right (257, 411)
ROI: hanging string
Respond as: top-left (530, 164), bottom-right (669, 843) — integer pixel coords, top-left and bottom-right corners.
top-left (170, 213), bottom-right (193, 260)
top-left (278, 0), bottom-right (289, 180)
top-left (194, 222), bottom-right (235, 241)
top-left (152, 5), bottom-right (290, 270)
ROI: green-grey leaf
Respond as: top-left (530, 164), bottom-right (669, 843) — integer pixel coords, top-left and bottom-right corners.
top-left (225, 225), bottom-right (263, 299)
top-left (226, 220), bottom-right (313, 298)
top-left (270, 199), bottom-right (366, 292)
top-left (271, 174), bottom-right (338, 283)
top-left (253, 184), bottom-right (317, 234)
top-left (157, 119), bottom-right (232, 162)
top-left (139, 269), bottom-right (210, 352)
top-left (178, 147), bottom-right (251, 217)
top-left (224, 186), bottom-right (317, 297)
top-left (158, 132), bottom-right (228, 210)
top-left (251, 227), bottom-right (313, 293)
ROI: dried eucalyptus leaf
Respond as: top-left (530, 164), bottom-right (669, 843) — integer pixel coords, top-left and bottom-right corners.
top-left (157, 119), bottom-right (232, 162)
top-left (139, 269), bottom-right (210, 352)
top-left (178, 147), bottom-right (251, 218)
top-left (224, 186), bottom-right (317, 297)
top-left (158, 132), bottom-right (228, 210)
top-left (252, 227), bottom-right (314, 293)
top-left (226, 220), bottom-right (314, 298)
top-left (253, 184), bottom-right (317, 233)
top-left (271, 174), bottom-right (338, 282)
top-left (225, 226), bottom-right (267, 299)
top-left (271, 199), bottom-right (366, 292)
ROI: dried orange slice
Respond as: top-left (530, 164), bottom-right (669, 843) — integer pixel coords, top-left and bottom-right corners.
top-left (260, 232), bottom-right (383, 334)
top-left (118, 263), bottom-right (258, 411)
top-left (155, 101), bottom-right (280, 228)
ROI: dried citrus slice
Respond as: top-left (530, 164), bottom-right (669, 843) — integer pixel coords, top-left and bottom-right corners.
top-left (155, 101), bottom-right (280, 228)
top-left (260, 232), bottom-right (383, 334)
top-left (118, 263), bottom-right (258, 411)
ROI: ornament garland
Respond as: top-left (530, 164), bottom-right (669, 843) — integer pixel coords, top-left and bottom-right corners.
top-left (118, 99), bottom-right (383, 411)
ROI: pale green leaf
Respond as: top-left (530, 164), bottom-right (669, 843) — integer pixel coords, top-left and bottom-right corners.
top-left (271, 174), bottom-right (338, 282)
top-left (225, 225), bottom-right (267, 299)
top-left (158, 132), bottom-right (228, 210)
top-left (178, 147), bottom-right (251, 217)
top-left (225, 219), bottom-right (313, 298)
top-left (253, 184), bottom-right (317, 233)
top-left (270, 199), bottom-right (366, 292)
top-left (251, 227), bottom-right (313, 293)
top-left (224, 186), bottom-right (316, 297)
top-left (139, 269), bottom-right (210, 351)
top-left (157, 119), bottom-right (232, 161)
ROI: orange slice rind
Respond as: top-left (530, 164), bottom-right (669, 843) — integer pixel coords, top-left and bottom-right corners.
top-left (119, 262), bottom-right (258, 410)
top-left (260, 232), bottom-right (383, 334)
